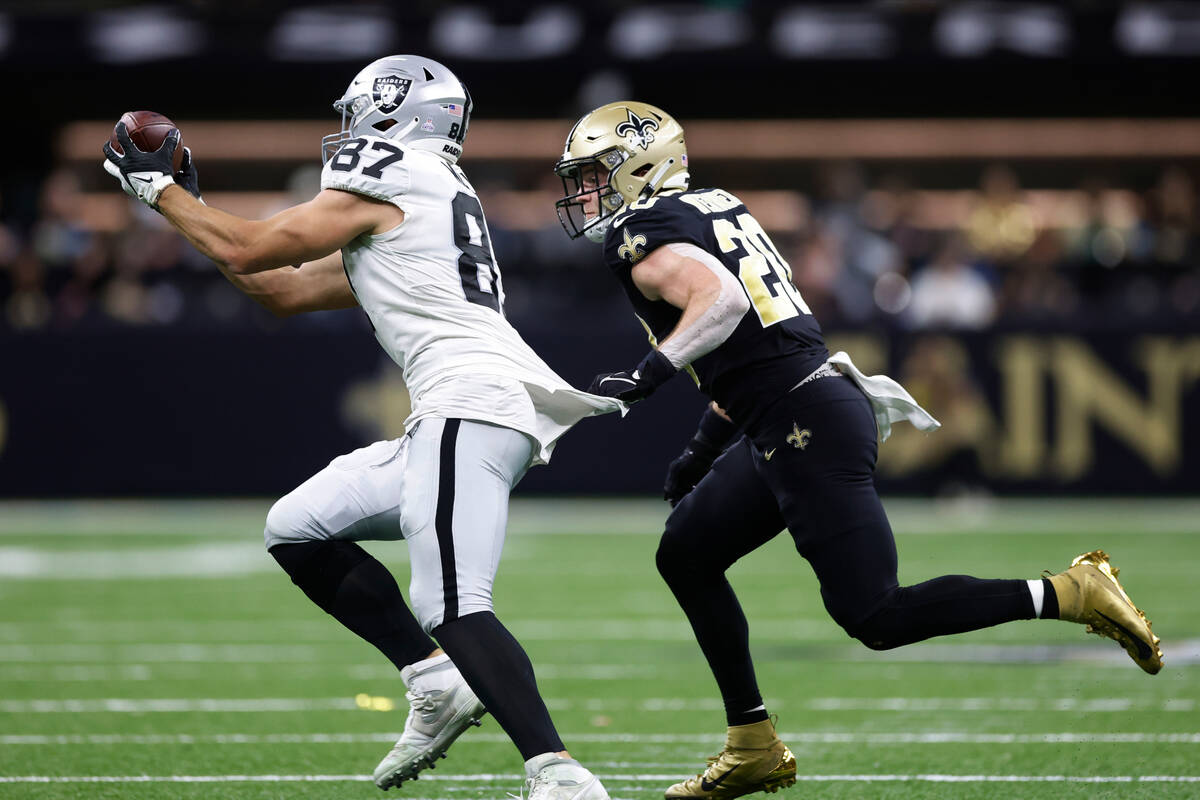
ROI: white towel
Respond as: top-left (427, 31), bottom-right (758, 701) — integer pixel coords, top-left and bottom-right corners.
top-left (827, 350), bottom-right (941, 441)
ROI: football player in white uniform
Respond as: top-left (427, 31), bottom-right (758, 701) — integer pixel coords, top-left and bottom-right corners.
top-left (103, 55), bottom-right (618, 800)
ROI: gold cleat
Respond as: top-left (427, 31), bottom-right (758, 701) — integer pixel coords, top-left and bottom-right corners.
top-left (665, 718), bottom-right (797, 800)
top-left (1045, 550), bottom-right (1163, 675)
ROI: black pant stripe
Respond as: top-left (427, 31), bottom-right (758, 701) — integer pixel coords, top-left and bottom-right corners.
top-left (436, 419), bottom-right (461, 624)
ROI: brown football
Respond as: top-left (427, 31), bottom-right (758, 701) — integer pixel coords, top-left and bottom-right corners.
top-left (109, 110), bottom-right (184, 172)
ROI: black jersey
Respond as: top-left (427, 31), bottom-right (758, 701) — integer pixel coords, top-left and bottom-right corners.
top-left (602, 187), bottom-right (828, 428)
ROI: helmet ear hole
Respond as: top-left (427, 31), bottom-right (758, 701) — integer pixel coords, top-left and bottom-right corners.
top-left (373, 119), bottom-right (399, 132)
top-left (630, 164), bottom-right (652, 178)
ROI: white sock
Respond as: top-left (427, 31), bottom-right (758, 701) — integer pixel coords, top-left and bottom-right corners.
top-left (1027, 579), bottom-right (1044, 618)
top-left (400, 652), bottom-right (453, 691)
top-left (525, 752), bottom-right (577, 778)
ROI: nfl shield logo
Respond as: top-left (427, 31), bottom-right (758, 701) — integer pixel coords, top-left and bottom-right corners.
top-left (373, 76), bottom-right (412, 114)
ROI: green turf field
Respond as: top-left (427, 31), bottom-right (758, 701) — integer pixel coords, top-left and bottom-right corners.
top-left (1, 497), bottom-right (1197, 799)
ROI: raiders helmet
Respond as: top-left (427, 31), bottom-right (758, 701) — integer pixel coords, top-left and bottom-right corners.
top-left (322, 55), bottom-right (473, 165)
top-left (554, 101), bottom-right (689, 242)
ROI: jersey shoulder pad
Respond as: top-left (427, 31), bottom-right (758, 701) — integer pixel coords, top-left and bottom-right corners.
top-left (604, 192), bottom-right (709, 270)
top-left (320, 135), bottom-right (412, 200)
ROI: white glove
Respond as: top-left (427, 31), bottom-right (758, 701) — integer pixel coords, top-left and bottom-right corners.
top-left (101, 125), bottom-right (180, 208)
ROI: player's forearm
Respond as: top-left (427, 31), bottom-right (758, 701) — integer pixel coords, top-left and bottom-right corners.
top-left (158, 186), bottom-right (313, 275)
top-left (657, 280), bottom-right (746, 368)
top-left (213, 262), bottom-right (301, 316)
top-left (214, 253), bottom-right (357, 317)
top-left (156, 186), bottom-right (274, 273)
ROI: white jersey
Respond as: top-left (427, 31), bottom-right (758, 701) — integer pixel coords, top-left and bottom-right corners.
top-left (321, 135), bottom-right (623, 464)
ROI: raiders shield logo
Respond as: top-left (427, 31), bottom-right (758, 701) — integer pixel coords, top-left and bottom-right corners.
top-left (615, 109), bottom-right (659, 151)
top-left (373, 75), bottom-right (412, 114)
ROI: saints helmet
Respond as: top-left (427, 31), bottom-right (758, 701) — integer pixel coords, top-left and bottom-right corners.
top-left (554, 101), bottom-right (689, 242)
top-left (322, 55), bottom-right (472, 165)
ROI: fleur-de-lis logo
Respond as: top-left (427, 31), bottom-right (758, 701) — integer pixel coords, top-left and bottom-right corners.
top-left (615, 109), bottom-right (659, 151)
top-left (618, 228), bottom-right (648, 263)
top-left (786, 423), bottom-right (811, 450)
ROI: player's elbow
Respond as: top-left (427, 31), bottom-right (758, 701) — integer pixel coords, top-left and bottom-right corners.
top-left (221, 237), bottom-right (283, 275)
top-left (216, 244), bottom-right (255, 276)
top-left (224, 250), bottom-right (275, 276)
top-left (727, 286), bottom-right (751, 318)
top-left (258, 297), bottom-right (301, 318)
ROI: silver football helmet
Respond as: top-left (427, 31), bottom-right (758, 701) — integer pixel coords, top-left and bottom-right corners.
top-left (321, 55), bottom-right (473, 165)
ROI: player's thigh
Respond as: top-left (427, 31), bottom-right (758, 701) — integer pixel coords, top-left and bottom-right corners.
top-left (402, 418), bottom-right (532, 631)
top-left (263, 439), bottom-right (407, 549)
top-left (660, 436), bottom-right (786, 573)
top-left (754, 391), bottom-right (900, 626)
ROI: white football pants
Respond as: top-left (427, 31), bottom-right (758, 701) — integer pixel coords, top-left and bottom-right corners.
top-left (263, 418), bottom-right (533, 632)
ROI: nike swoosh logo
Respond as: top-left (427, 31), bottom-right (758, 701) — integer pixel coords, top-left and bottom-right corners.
top-left (1095, 610), bottom-right (1153, 660)
top-left (701, 763), bottom-right (739, 792)
top-left (764, 448), bottom-right (776, 461)
top-left (128, 175), bottom-right (151, 184)
top-left (599, 376), bottom-right (637, 387)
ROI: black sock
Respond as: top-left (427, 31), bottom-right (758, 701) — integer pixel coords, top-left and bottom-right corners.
top-left (726, 706), bottom-right (770, 727)
top-left (1041, 577), bottom-right (1060, 619)
top-left (433, 611), bottom-right (563, 761)
top-left (270, 541), bottom-right (435, 670)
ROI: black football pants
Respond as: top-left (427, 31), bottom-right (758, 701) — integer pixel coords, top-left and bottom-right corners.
top-left (656, 376), bottom-right (1035, 712)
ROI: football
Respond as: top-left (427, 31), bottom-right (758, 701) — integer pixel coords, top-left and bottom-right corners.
top-left (109, 110), bottom-right (184, 172)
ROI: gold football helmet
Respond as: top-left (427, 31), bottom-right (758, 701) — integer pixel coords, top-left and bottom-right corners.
top-left (554, 101), bottom-right (689, 242)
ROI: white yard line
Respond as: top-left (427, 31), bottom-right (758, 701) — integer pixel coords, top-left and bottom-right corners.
top-left (806, 697), bottom-right (1199, 712)
top-left (0, 543), bottom-right (274, 578)
top-left (0, 662), bottom-right (671, 682)
top-left (0, 698), bottom-right (361, 712)
top-left (4, 732), bottom-right (1200, 746)
top-left (3, 638), bottom-right (1196, 665)
top-left (1, 773), bottom-right (1198, 784)
top-left (2, 696), bottom-right (1197, 713)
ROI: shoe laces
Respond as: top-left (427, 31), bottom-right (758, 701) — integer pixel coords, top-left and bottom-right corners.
top-left (516, 768), bottom-right (561, 800)
top-left (506, 776), bottom-right (539, 800)
top-left (406, 689), bottom-right (438, 715)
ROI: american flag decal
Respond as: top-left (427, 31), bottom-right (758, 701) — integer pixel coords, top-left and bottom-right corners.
top-left (446, 104), bottom-right (463, 117)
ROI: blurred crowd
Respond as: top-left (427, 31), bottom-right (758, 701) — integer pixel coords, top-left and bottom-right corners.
top-left (788, 162), bottom-right (1200, 331)
top-left (2, 161), bottom-right (1198, 333)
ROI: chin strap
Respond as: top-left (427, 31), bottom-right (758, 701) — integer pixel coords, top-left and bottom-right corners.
top-left (640, 157), bottom-right (678, 198)
top-left (389, 117), bottom-right (421, 142)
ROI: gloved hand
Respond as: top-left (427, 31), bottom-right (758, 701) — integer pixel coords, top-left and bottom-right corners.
top-left (174, 146), bottom-right (203, 202)
top-left (663, 404), bottom-right (740, 506)
top-left (664, 441), bottom-right (722, 507)
top-left (101, 122), bottom-right (180, 208)
top-left (587, 349), bottom-right (676, 403)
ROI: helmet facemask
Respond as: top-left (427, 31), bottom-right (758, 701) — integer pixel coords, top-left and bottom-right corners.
top-left (555, 147), bottom-right (628, 242)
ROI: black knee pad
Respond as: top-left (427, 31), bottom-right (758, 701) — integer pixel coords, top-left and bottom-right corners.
top-left (655, 523), bottom-right (697, 584)
top-left (839, 588), bottom-right (903, 651)
top-left (269, 540), bottom-right (371, 613)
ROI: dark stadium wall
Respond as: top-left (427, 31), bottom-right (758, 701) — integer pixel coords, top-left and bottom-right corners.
top-left (1, 326), bottom-right (1196, 497)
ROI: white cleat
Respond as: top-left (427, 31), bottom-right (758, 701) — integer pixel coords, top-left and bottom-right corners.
top-left (373, 654), bottom-right (487, 790)
top-left (523, 754), bottom-right (611, 800)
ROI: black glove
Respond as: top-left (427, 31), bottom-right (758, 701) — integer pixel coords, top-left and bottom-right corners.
top-left (174, 146), bottom-right (203, 201)
top-left (588, 349), bottom-right (677, 403)
top-left (101, 122), bottom-right (180, 208)
top-left (663, 405), bottom-right (739, 506)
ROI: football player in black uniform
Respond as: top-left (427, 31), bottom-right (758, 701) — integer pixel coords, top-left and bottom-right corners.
top-left (553, 102), bottom-right (1164, 800)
